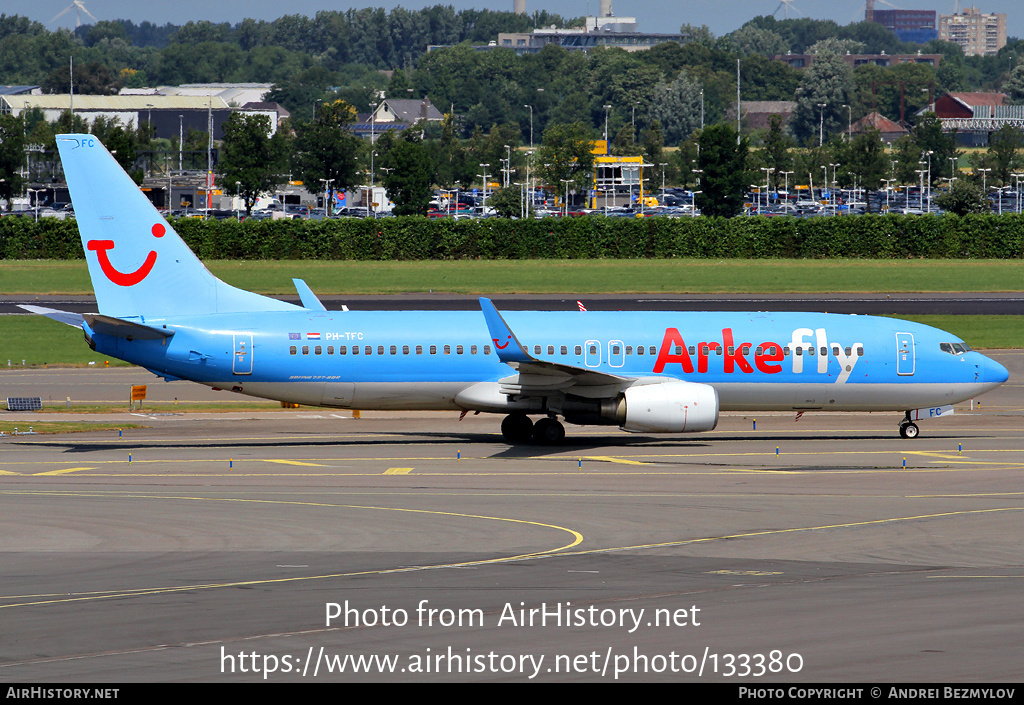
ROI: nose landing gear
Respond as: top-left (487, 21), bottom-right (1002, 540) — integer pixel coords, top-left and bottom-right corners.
top-left (899, 412), bottom-right (920, 439)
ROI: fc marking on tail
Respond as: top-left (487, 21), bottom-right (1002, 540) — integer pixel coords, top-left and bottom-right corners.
top-left (87, 223), bottom-right (165, 287)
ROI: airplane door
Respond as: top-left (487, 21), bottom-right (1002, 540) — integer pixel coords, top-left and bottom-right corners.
top-left (585, 339), bottom-right (602, 368)
top-left (608, 340), bottom-right (624, 368)
top-left (895, 332), bottom-right (915, 376)
top-left (233, 333), bottom-right (253, 375)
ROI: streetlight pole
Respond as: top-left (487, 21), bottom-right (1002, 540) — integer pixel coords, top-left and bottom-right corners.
top-left (603, 104), bottom-right (611, 147)
top-left (882, 178), bottom-right (896, 212)
top-left (524, 104), bottom-right (533, 150)
top-left (924, 150), bottom-right (933, 212)
top-left (830, 163), bottom-right (840, 214)
top-left (319, 178), bottom-right (334, 217)
top-left (479, 164), bottom-right (490, 214)
top-left (817, 103), bottom-right (826, 147)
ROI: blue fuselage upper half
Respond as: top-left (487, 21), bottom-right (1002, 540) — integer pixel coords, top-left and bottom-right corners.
top-left (84, 309), bottom-right (1008, 413)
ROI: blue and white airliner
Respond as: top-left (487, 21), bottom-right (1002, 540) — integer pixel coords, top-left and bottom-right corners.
top-left (24, 134), bottom-right (1009, 444)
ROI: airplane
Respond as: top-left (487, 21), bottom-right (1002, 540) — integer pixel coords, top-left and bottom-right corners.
top-left (23, 134), bottom-right (1009, 444)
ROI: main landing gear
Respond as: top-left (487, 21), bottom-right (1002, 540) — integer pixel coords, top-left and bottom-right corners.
top-left (501, 413), bottom-right (565, 445)
top-left (899, 412), bottom-right (920, 439)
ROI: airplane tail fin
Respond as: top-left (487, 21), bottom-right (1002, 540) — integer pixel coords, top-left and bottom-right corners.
top-left (56, 134), bottom-right (299, 319)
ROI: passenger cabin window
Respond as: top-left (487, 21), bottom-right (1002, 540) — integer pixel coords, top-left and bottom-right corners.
top-left (352, 346), bottom-right (359, 355)
top-left (390, 345), bottom-right (397, 355)
top-left (302, 346), bottom-right (309, 355)
top-left (416, 345), bottom-right (423, 355)
top-left (315, 345), bottom-right (322, 355)
top-left (430, 345), bottom-right (437, 355)
top-left (574, 345), bottom-right (582, 355)
top-left (457, 345), bottom-right (464, 354)
top-left (484, 345), bottom-right (491, 355)
top-left (289, 346), bottom-right (297, 355)
top-left (365, 346), bottom-right (372, 355)
top-left (377, 345), bottom-right (384, 356)
top-left (547, 345), bottom-right (554, 355)
top-left (471, 345), bottom-right (478, 355)
top-left (444, 345), bottom-right (451, 355)
top-left (403, 345), bottom-right (410, 355)
top-left (328, 346), bottom-right (334, 355)
top-left (534, 345), bottom-right (542, 354)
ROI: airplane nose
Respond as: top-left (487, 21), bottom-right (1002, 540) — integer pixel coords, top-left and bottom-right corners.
top-left (979, 355), bottom-right (1009, 385)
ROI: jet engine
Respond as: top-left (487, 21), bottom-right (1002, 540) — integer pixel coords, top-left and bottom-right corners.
top-left (617, 381), bottom-right (719, 433)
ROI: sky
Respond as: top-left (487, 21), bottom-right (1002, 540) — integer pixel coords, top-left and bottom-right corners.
top-left (8, 0), bottom-right (1023, 40)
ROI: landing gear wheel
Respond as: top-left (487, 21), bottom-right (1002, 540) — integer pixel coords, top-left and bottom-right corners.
top-left (532, 417), bottom-right (566, 445)
top-left (899, 422), bottom-right (920, 439)
top-left (501, 413), bottom-right (534, 444)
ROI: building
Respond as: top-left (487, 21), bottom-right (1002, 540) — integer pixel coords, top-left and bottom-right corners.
top-left (495, 18), bottom-right (685, 55)
top-left (0, 94), bottom-right (287, 141)
top-left (740, 101), bottom-right (796, 131)
top-left (774, 52), bottom-right (942, 70)
top-left (351, 97), bottom-right (444, 141)
top-left (938, 7), bottom-right (1006, 57)
top-left (868, 7), bottom-right (937, 44)
top-left (926, 92), bottom-right (1022, 146)
top-left (851, 112), bottom-right (909, 143)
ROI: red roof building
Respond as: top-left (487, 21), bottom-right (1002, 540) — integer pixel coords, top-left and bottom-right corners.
top-left (851, 112), bottom-right (909, 143)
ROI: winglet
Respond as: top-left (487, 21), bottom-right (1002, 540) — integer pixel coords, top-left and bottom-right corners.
top-left (478, 298), bottom-right (533, 364)
top-left (292, 278), bottom-right (328, 311)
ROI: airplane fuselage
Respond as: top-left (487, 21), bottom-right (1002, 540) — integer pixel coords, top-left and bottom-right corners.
top-left (86, 309), bottom-right (1006, 415)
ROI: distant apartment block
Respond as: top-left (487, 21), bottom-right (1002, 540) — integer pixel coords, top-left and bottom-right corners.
top-left (773, 52), bottom-right (942, 70)
top-left (870, 9), bottom-right (937, 43)
top-left (938, 7), bottom-right (1006, 57)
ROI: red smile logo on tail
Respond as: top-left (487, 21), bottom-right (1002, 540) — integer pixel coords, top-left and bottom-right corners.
top-left (88, 224), bottom-right (165, 287)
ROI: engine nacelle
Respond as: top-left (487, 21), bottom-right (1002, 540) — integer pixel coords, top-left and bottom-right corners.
top-left (620, 381), bottom-right (719, 433)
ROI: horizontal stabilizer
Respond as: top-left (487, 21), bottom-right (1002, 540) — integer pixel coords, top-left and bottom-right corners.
top-left (292, 278), bottom-right (328, 311)
top-left (83, 315), bottom-right (175, 340)
top-left (18, 305), bottom-right (85, 327)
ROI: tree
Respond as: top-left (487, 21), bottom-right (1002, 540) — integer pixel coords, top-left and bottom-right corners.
top-left (218, 113), bottom-right (288, 216)
top-left (762, 115), bottom-right (794, 190)
top-left (0, 114), bottom-right (26, 211)
top-left (292, 100), bottom-right (364, 215)
top-left (935, 180), bottom-right (990, 216)
top-left (726, 25), bottom-right (788, 58)
top-left (648, 71), bottom-right (703, 146)
top-left (379, 132), bottom-right (434, 216)
top-left (984, 124), bottom-right (1024, 185)
top-left (791, 51), bottom-right (853, 145)
top-left (1003, 60), bottom-right (1024, 103)
top-left (535, 121), bottom-right (596, 200)
top-left (909, 113), bottom-right (959, 184)
top-left (694, 123), bottom-right (749, 218)
top-left (837, 129), bottom-right (889, 211)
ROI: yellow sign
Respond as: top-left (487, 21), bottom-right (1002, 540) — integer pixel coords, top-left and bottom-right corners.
top-left (130, 385), bottom-right (147, 401)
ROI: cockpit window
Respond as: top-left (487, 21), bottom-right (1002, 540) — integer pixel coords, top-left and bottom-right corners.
top-left (941, 342), bottom-right (972, 355)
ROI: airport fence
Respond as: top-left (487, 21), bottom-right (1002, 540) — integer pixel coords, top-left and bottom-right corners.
top-left (3, 213), bottom-right (1024, 260)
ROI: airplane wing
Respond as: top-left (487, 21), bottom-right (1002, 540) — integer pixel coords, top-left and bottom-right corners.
top-left (479, 297), bottom-right (631, 397)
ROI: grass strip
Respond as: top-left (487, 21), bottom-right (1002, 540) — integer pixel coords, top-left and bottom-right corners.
top-left (5, 259), bottom-right (1024, 295)
top-left (0, 422), bottom-right (146, 435)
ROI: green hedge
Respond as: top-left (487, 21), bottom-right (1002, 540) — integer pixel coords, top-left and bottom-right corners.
top-left (3, 213), bottom-right (1024, 260)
